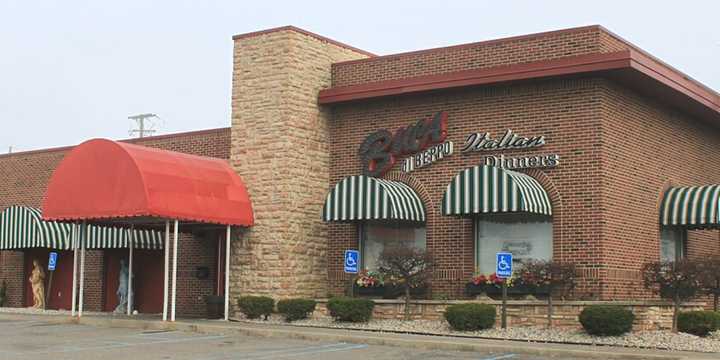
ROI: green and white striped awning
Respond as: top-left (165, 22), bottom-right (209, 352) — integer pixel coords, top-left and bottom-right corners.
top-left (442, 165), bottom-right (552, 216)
top-left (0, 206), bottom-right (71, 249)
top-left (660, 185), bottom-right (720, 227)
top-left (83, 224), bottom-right (164, 250)
top-left (0, 206), bottom-right (164, 250)
top-left (323, 175), bottom-right (426, 222)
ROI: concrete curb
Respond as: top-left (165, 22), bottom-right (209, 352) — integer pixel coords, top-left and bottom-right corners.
top-left (0, 313), bottom-right (709, 360)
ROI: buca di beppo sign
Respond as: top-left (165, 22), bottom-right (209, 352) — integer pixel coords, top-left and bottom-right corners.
top-left (359, 111), bottom-right (448, 177)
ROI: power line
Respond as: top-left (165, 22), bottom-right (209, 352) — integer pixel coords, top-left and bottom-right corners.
top-left (128, 113), bottom-right (159, 138)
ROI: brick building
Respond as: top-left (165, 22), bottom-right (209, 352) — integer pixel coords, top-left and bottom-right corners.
top-left (315, 25), bottom-right (720, 300)
top-left (1, 25), bottom-right (719, 318)
top-left (0, 129), bottom-right (232, 316)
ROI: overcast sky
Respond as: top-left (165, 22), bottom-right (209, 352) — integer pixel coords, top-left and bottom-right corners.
top-left (1, 1), bottom-right (718, 153)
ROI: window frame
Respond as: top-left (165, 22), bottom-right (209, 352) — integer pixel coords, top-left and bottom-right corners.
top-left (358, 220), bottom-right (427, 271)
top-left (473, 213), bottom-right (554, 274)
top-left (660, 226), bottom-right (687, 261)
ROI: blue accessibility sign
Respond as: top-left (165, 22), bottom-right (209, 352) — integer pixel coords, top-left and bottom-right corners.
top-left (48, 252), bottom-right (58, 271)
top-left (344, 250), bottom-right (359, 274)
top-left (496, 252), bottom-right (513, 278)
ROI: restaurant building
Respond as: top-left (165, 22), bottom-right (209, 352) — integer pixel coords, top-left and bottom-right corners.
top-left (1, 25), bottom-right (719, 317)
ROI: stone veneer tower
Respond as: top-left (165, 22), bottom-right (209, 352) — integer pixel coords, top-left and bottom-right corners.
top-left (229, 27), bottom-right (370, 302)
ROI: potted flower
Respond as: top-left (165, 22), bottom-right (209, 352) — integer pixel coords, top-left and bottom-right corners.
top-left (353, 270), bottom-right (385, 296)
top-left (465, 272), bottom-right (506, 296)
top-left (515, 263), bottom-right (553, 296)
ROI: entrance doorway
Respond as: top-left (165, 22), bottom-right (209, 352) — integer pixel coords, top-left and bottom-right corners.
top-left (23, 249), bottom-right (74, 310)
top-left (103, 249), bottom-right (164, 314)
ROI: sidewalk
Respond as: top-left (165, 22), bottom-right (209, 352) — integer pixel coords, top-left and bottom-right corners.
top-left (0, 312), bottom-right (716, 360)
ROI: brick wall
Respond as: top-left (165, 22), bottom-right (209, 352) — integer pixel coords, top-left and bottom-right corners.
top-left (599, 80), bottom-right (720, 299)
top-left (0, 128), bottom-right (230, 314)
top-left (0, 251), bottom-right (24, 306)
top-left (172, 231), bottom-right (219, 318)
top-left (229, 27), bottom-right (369, 302)
top-left (331, 25), bottom-right (628, 87)
top-left (325, 26), bottom-right (720, 302)
top-left (327, 78), bottom-right (606, 299)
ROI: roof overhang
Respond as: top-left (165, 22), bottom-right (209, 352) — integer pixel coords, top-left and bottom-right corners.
top-left (318, 50), bottom-right (720, 124)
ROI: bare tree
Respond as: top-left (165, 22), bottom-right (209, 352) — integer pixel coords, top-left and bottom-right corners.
top-left (699, 254), bottom-right (720, 312)
top-left (377, 245), bottom-right (434, 320)
top-left (517, 260), bottom-right (576, 328)
top-left (642, 259), bottom-right (702, 333)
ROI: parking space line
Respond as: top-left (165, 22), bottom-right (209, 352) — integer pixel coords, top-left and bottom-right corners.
top-left (480, 354), bottom-right (516, 360)
top-left (250, 343), bottom-right (369, 359)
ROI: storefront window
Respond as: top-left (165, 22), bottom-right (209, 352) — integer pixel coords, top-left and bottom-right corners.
top-left (361, 222), bottom-right (426, 270)
top-left (474, 214), bottom-right (552, 274)
top-left (660, 227), bottom-right (685, 262)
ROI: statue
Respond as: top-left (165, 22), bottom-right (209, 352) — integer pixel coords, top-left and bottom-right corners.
top-left (114, 259), bottom-right (133, 313)
top-left (29, 259), bottom-right (46, 309)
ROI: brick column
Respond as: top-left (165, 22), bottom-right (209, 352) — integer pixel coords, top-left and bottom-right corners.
top-left (229, 27), bottom-right (370, 301)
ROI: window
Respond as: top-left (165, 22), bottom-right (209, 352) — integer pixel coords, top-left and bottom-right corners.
top-left (361, 221), bottom-right (426, 270)
top-left (660, 227), bottom-right (685, 261)
top-left (474, 214), bottom-right (552, 274)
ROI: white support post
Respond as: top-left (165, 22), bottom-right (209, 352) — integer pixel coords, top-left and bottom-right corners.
top-left (163, 220), bottom-right (169, 321)
top-left (127, 225), bottom-right (134, 316)
top-left (78, 221), bottom-right (87, 318)
top-left (171, 220), bottom-right (178, 322)
top-left (71, 222), bottom-right (79, 317)
top-left (224, 225), bottom-right (231, 321)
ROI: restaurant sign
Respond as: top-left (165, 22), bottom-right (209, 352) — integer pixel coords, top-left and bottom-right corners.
top-left (462, 130), bottom-right (559, 170)
top-left (461, 130), bottom-right (545, 152)
top-left (359, 111), bottom-right (448, 177)
top-left (358, 112), bottom-right (560, 176)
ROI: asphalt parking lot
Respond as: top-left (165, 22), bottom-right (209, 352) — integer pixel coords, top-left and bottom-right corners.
top-left (0, 317), bottom-right (588, 360)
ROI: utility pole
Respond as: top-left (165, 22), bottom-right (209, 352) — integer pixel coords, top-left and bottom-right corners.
top-left (128, 113), bottom-right (159, 138)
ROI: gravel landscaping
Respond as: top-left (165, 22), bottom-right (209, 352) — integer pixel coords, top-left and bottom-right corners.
top-left (240, 314), bottom-right (720, 353)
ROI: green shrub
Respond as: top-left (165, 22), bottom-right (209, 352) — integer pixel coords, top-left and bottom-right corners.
top-left (678, 311), bottom-right (720, 337)
top-left (444, 303), bottom-right (496, 331)
top-left (579, 305), bottom-right (635, 336)
top-left (327, 297), bottom-right (374, 322)
top-left (277, 299), bottom-right (317, 322)
top-left (237, 296), bottom-right (274, 320)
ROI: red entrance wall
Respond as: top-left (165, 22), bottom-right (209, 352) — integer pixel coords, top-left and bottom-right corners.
top-left (103, 249), bottom-right (164, 314)
top-left (23, 249), bottom-right (74, 310)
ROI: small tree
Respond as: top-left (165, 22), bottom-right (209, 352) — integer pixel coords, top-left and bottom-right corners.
top-left (377, 245), bottom-right (434, 320)
top-left (642, 259), bottom-right (702, 333)
top-left (698, 255), bottom-right (720, 312)
top-left (517, 260), bottom-right (576, 328)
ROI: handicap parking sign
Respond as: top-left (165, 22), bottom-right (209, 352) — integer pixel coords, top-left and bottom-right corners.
top-left (496, 252), bottom-right (513, 278)
top-left (344, 250), bottom-right (359, 274)
top-left (48, 252), bottom-right (58, 271)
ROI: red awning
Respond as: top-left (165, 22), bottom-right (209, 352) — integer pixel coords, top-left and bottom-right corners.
top-left (42, 139), bottom-right (254, 226)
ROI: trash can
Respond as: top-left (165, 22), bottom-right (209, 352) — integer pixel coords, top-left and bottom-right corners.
top-left (205, 295), bottom-right (224, 319)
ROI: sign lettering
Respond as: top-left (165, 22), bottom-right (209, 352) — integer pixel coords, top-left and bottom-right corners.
top-left (359, 112), bottom-right (448, 177)
top-left (462, 130), bottom-right (545, 153)
top-left (401, 141), bottom-right (453, 173)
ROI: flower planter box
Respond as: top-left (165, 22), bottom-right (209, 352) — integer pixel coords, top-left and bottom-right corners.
top-left (465, 283), bottom-right (551, 297)
top-left (355, 285), bottom-right (385, 297)
top-left (383, 285), bottom-right (428, 299)
top-left (354, 284), bottom-right (428, 299)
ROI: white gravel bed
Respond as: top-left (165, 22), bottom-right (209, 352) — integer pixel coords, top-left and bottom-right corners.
top-left (241, 314), bottom-right (720, 353)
